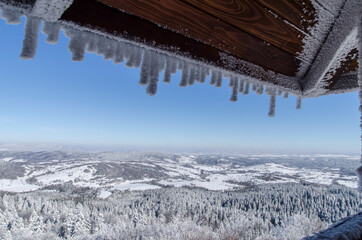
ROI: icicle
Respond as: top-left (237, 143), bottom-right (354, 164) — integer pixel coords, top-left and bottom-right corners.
top-left (230, 76), bottom-right (239, 102)
top-left (20, 17), bottom-right (41, 60)
top-left (157, 54), bottom-right (166, 72)
top-left (146, 52), bottom-right (159, 96)
top-left (139, 51), bottom-right (151, 86)
top-left (283, 92), bottom-right (289, 99)
top-left (177, 60), bottom-right (183, 70)
top-left (194, 65), bottom-right (201, 83)
top-left (188, 66), bottom-right (196, 85)
top-left (357, 12), bottom-right (362, 192)
top-left (1, 8), bottom-right (22, 24)
top-left (268, 89), bottom-right (276, 117)
top-left (238, 79), bottom-right (244, 93)
top-left (180, 61), bottom-right (188, 87)
top-left (86, 34), bottom-right (98, 53)
top-left (210, 70), bottom-right (217, 85)
top-left (170, 57), bottom-right (177, 74)
top-left (296, 97), bottom-right (302, 109)
top-left (243, 81), bottom-right (249, 95)
top-left (65, 28), bottom-right (86, 61)
top-left (215, 71), bottom-right (222, 87)
top-left (252, 83), bottom-right (257, 92)
top-left (114, 42), bottom-right (124, 64)
top-left (42, 22), bottom-right (61, 44)
top-left (163, 56), bottom-right (171, 83)
top-left (103, 39), bottom-right (116, 60)
top-left (96, 36), bottom-right (107, 56)
top-left (199, 67), bottom-right (208, 83)
top-left (228, 77), bottom-right (234, 88)
top-left (257, 84), bottom-right (264, 95)
top-left (125, 46), bottom-right (142, 68)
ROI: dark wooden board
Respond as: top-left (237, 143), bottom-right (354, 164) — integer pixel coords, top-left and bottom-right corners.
top-left (256, 0), bottom-right (316, 33)
top-left (181, 0), bottom-right (304, 55)
top-left (98, 0), bottom-right (300, 76)
top-left (61, 0), bottom-right (301, 86)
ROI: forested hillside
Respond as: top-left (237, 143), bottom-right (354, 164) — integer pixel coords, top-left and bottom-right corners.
top-left (0, 183), bottom-right (360, 240)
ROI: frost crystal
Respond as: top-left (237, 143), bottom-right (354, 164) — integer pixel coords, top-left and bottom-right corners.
top-left (42, 22), bottom-right (61, 44)
top-left (64, 27), bottom-right (86, 61)
top-left (1, 8), bottom-right (22, 25)
top-left (31, 0), bottom-right (74, 22)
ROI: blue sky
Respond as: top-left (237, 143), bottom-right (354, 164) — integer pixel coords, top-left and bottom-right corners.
top-left (0, 19), bottom-right (360, 154)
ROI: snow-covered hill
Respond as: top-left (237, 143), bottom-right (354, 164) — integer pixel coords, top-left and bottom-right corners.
top-left (0, 151), bottom-right (359, 194)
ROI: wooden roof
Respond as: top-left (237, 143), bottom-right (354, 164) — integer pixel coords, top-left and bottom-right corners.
top-left (1, 0), bottom-right (360, 97)
top-left (57, 0), bottom-right (359, 97)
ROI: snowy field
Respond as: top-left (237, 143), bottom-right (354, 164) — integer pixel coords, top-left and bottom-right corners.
top-left (0, 151), bottom-right (359, 193)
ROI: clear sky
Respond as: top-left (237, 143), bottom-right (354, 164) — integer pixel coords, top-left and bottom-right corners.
top-left (0, 18), bottom-right (360, 154)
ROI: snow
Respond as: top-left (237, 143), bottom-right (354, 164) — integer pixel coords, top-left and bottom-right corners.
top-left (0, 157), bottom-right (12, 162)
top-left (302, 0), bottom-right (361, 94)
top-left (98, 189), bottom-right (112, 199)
top-left (112, 182), bottom-right (161, 191)
top-left (31, 0), bottom-right (74, 22)
top-left (0, 8), bottom-right (22, 25)
top-left (0, 178), bottom-right (39, 193)
top-left (336, 179), bottom-right (358, 189)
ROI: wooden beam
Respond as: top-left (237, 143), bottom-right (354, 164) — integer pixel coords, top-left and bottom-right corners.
top-left (60, 0), bottom-right (301, 89)
top-left (255, 0), bottom-right (316, 33)
top-left (301, 0), bottom-right (361, 93)
top-left (324, 49), bottom-right (358, 90)
top-left (180, 0), bottom-right (304, 55)
top-left (98, 0), bottom-right (300, 76)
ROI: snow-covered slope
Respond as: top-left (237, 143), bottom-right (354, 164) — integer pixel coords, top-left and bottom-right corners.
top-left (0, 151), bottom-right (359, 193)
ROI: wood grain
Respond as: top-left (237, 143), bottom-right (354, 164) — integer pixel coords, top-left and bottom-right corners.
top-left (61, 0), bottom-right (301, 86)
top-left (182, 0), bottom-right (304, 55)
top-left (256, 0), bottom-right (316, 33)
top-left (98, 0), bottom-right (300, 76)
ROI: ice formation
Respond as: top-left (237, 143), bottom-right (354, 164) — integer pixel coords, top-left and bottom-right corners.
top-left (0, 1), bottom-right (320, 117)
top-left (296, 97), bottom-right (302, 110)
top-left (41, 22), bottom-right (61, 44)
top-left (31, 0), bottom-right (74, 22)
top-left (19, 16), bottom-right (41, 60)
top-left (0, 7), bottom-right (22, 24)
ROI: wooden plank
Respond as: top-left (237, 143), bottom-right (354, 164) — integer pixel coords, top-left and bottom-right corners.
top-left (256, 0), bottom-right (316, 33)
top-left (60, 0), bottom-right (301, 87)
top-left (324, 49), bottom-right (358, 90)
top-left (98, 0), bottom-right (300, 76)
top-left (182, 0), bottom-right (304, 55)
